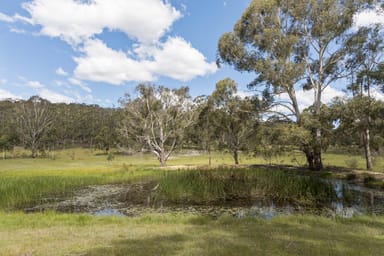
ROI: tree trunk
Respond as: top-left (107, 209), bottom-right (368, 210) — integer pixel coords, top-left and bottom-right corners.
top-left (363, 128), bottom-right (373, 170)
top-left (304, 145), bottom-right (323, 171)
top-left (312, 82), bottom-right (324, 171)
top-left (233, 148), bottom-right (239, 166)
top-left (304, 147), bottom-right (315, 170)
top-left (159, 150), bottom-right (166, 167)
top-left (31, 143), bottom-right (37, 158)
top-left (208, 147), bottom-right (212, 166)
top-left (313, 145), bottom-right (323, 171)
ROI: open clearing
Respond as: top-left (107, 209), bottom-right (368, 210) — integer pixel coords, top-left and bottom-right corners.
top-left (1, 148), bottom-right (384, 255)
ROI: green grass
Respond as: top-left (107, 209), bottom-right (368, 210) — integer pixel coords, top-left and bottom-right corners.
top-left (0, 148), bottom-right (383, 255)
top-left (157, 168), bottom-right (336, 206)
top-left (0, 148), bottom-right (382, 211)
top-left (1, 212), bottom-right (384, 256)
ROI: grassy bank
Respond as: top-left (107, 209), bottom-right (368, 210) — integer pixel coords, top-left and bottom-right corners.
top-left (1, 212), bottom-right (384, 256)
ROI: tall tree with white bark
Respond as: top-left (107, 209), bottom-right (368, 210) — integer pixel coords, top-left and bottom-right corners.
top-left (17, 96), bottom-right (54, 158)
top-left (120, 84), bottom-right (195, 167)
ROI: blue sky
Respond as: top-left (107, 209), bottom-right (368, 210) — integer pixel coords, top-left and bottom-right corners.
top-left (0, 0), bottom-right (383, 108)
top-left (0, 0), bottom-right (255, 106)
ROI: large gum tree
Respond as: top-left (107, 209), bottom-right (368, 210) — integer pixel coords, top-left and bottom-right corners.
top-left (119, 84), bottom-right (195, 167)
top-left (218, 0), bottom-right (367, 170)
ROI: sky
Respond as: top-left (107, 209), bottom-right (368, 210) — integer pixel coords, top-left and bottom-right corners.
top-left (0, 0), bottom-right (383, 108)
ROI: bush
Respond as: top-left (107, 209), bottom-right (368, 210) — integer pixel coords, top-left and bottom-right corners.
top-left (345, 173), bottom-right (357, 181)
top-left (344, 158), bottom-right (358, 169)
top-left (107, 152), bottom-right (114, 161)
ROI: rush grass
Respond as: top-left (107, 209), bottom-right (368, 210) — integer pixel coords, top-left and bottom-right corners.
top-left (157, 168), bottom-right (336, 206)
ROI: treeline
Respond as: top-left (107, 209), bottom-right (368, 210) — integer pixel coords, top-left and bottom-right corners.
top-left (0, 96), bottom-right (121, 158)
top-left (0, 81), bottom-right (384, 171)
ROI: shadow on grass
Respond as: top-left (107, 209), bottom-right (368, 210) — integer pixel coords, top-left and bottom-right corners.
top-left (84, 234), bottom-right (187, 256)
top-left (83, 216), bottom-right (384, 256)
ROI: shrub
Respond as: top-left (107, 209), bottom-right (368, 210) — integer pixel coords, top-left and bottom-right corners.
top-left (344, 158), bottom-right (358, 169)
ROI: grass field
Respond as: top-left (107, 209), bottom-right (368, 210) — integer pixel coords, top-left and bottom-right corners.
top-left (0, 148), bottom-right (383, 255)
top-left (1, 212), bottom-right (384, 256)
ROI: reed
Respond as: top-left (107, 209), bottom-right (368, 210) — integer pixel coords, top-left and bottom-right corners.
top-left (156, 167), bottom-right (336, 206)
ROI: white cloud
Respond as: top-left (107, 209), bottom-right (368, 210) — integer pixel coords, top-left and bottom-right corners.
top-left (9, 0), bottom-right (216, 84)
top-left (0, 79), bottom-right (7, 84)
top-left (235, 90), bottom-right (253, 99)
top-left (354, 6), bottom-right (384, 27)
top-left (38, 88), bottom-right (74, 103)
top-left (68, 78), bottom-right (92, 93)
top-left (370, 88), bottom-right (384, 101)
top-left (74, 39), bottom-right (154, 84)
top-left (74, 37), bottom-right (217, 85)
top-left (0, 12), bottom-right (14, 23)
top-left (0, 12), bottom-right (33, 24)
top-left (26, 80), bottom-right (45, 89)
top-left (0, 89), bottom-right (18, 100)
top-left (9, 27), bottom-right (28, 34)
top-left (56, 67), bottom-right (68, 76)
top-left (149, 37), bottom-right (217, 81)
top-left (277, 86), bottom-right (346, 113)
top-left (22, 0), bottom-right (181, 45)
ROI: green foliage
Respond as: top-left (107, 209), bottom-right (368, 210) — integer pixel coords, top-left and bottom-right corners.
top-left (217, 0), bottom-right (371, 171)
top-left (107, 152), bottom-right (115, 161)
top-left (210, 78), bottom-right (260, 165)
top-left (344, 158), bottom-right (359, 169)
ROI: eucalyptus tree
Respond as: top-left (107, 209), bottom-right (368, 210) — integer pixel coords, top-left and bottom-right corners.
top-left (188, 95), bottom-right (216, 165)
top-left (120, 84), bottom-right (196, 167)
top-left (0, 99), bottom-right (18, 157)
top-left (211, 78), bottom-right (260, 165)
top-left (17, 96), bottom-right (54, 158)
top-left (345, 24), bottom-right (384, 169)
top-left (331, 97), bottom-right (384, 170)
top-left (218, 0), bottom-right (367, 170)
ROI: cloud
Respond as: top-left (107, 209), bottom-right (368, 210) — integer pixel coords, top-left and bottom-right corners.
top-left (370, 88), bottom-right (384, 101)
top-left (235, 90), bottom-right (253, 99)
top-left (22, 0), bottom-right (181, 45)
top-left (0, 79), bottom-right (7, 84)
top-left (0, 12), bottom-right (14, 23)
top-left (56, 67), bottom-right (68, 76)
top-left (0, 89), bottom-right (19, 100)
top-left (74, 37), bottom-right (217, 85)
top-left (26, 80), bottom-right (45, 89)
top-left (0, 12), bottom-right (33, 24)
top-left (68, 78), bottom-right (92, 93)
top-left (38, 88), bottom-right (74, 103)
top-left (276, 86), bottom-right (346, 114)
top-left (9, 27), bottom-right (28, 34)
top-left (354, 6), bottom-right (384, 27)
top-left (149, 37), bottom-right (217, 81)
top-left (6, 0), bottom-right (216, 85)
top-left (74, 39), bottom-right (154, 84)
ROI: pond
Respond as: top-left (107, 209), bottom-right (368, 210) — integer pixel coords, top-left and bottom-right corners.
top-left (24, 169), bottom-right (384, 219)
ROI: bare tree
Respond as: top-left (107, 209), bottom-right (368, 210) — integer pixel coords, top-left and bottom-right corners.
top-left (17, 96), bottom-right (54, 158)
top-left (120, 84), bottom-right (195, 167)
